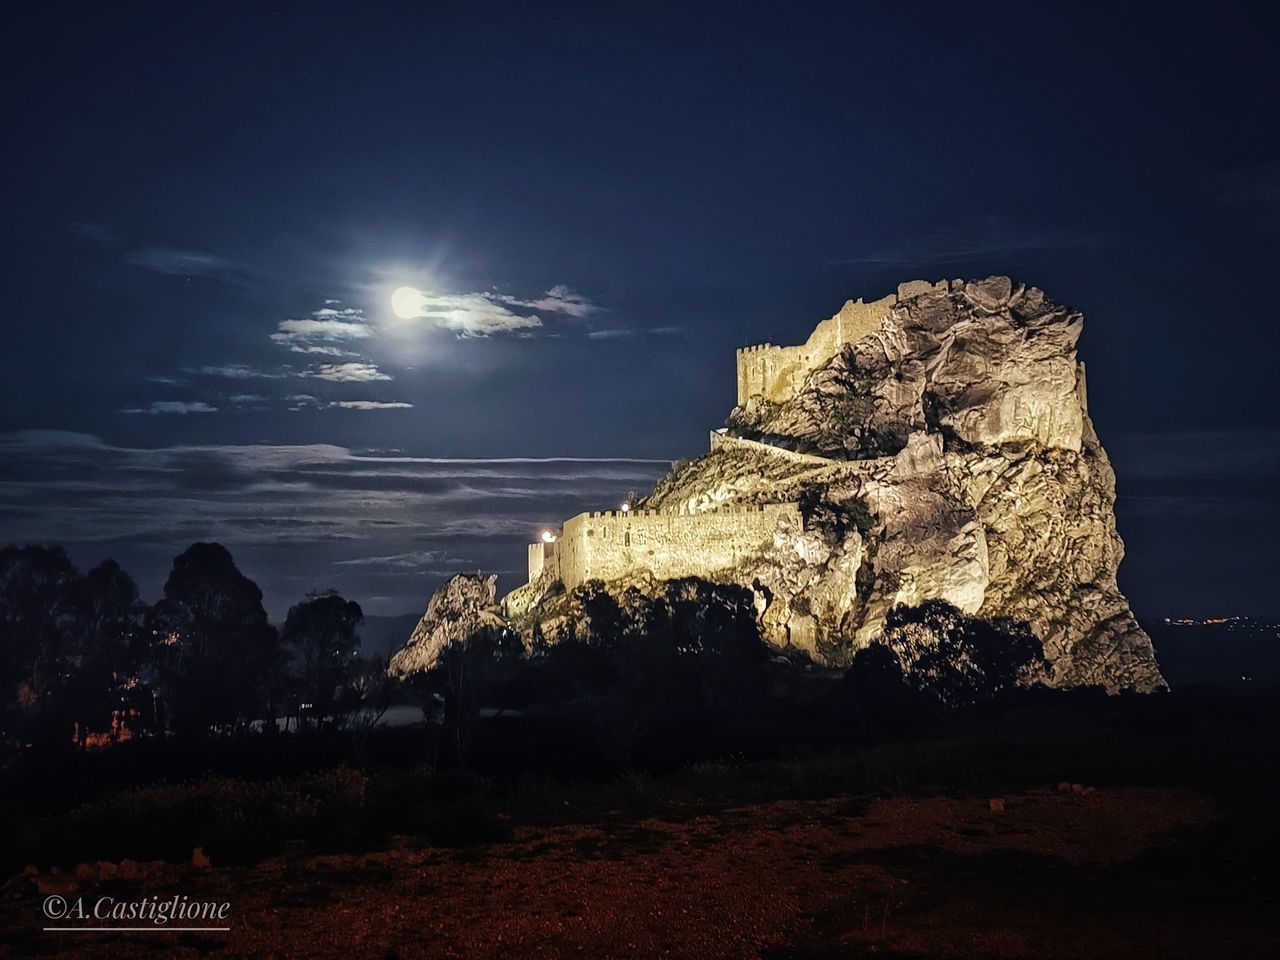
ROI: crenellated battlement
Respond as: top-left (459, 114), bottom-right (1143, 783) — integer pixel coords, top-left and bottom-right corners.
top-left (735, 282), bottom-right (956, 406)
top-left (531, 501), bottom-right (801, 590)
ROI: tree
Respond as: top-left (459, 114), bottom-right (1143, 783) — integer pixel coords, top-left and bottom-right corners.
top-left (280, 591), bottom-right (363, 729)
top-left (0, 547), bottom-right (148, 749)
top-left (149, 543), bottom-right (279, 735)
top-left (0, 545), bottom-right (86, 747)
top-left (65, 559), bottom-right (150, 741)
top-left (875, 600), bottom-right (1045, 710)
top-left (430, 624), bottom-right (522, 767)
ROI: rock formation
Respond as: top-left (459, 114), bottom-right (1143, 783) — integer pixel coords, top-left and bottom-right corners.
top-left (388, 573), bottom-right (508, 679)
top-left (403, 278), bottom-right (1165, 693)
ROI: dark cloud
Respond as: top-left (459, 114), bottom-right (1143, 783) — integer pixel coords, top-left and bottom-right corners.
top-left (0, 431), bottom-right (669, 617)
top-left (832, 222), bottom-right (1111, 266)
top-left (124, 247), bottom-right (239, 278)
top-left (120, 401), bottom-right (218, 415)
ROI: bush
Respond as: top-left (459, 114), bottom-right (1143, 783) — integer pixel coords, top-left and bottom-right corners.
top-left (844, 600), bottom-right (1046, 715)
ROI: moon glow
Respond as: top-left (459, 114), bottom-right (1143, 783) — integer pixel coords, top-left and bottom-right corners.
top-left (391, 286), bottom-right (425, 319)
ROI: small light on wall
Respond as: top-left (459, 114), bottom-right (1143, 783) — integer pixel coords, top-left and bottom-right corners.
top-left (540, 529), bottom-right (557, 543)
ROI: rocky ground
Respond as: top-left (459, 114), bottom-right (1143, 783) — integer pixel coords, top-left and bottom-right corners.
top-left (3, 783), bottom-right (1271, 959)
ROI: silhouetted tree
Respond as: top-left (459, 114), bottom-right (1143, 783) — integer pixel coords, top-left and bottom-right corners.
top-left (841, 642), bottom-right (924, 739)
top-left (431, 624), bottom-right (523, 766)
top-left (149, 543), bottom-right (279, 735)
top-left (873, 599), bottom-right (1045, 711)
top-left (280, 591), bottom-right (363, 729)
top-left (0, 547), bottom-right (149, 749)
top-left (0, 545), bottom-right (86, 748)
top-left (65, 559), bottom-right (150, 741)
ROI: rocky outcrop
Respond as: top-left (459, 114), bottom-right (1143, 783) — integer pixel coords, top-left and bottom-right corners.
top-left (388, 573), bottom-right (508, 677)
top-left (420, 278), bottom-right (1163, 693)
top-left (641, 278), bottom-right (1162, 692)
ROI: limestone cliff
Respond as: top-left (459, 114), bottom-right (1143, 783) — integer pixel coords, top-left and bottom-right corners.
top-left (391, 279), bottom-right (1162, 692)
top-left (507, 277), bottom-right (1163, 693)
top-left (388, 573), bottom-right (508, 679)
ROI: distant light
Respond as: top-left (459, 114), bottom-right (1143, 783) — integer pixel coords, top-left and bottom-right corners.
top-left (620, 503), bottom-right (630, 512)
top-left (391, 286), bottom-right (426, 319)
top-left (540, 529), bottom-right (557, 543)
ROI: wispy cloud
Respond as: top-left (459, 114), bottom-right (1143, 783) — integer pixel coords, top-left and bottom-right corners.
top-left (328, 400), bottom-right (412, 410)
top-left (187, 364), bottom-right (292, 380)
top-left (333, 549), bottom-right (472, 571)
top-left (71, 224), bottom-right (244, 282)
top-left (120, 401), bottom-right (219, 415)
top-left (586, 326), bottom-right (682, 340)
top-left (832, 222), bottom-right (1109, 266)
top-left (286, 394), bottom-right (321, 412)
top-left (1110, 429), bottom-right (1280, 519)
top-left (306, 362), bottom-right (391, 383)
top-left (393, 285), bottom-right (598, 336)
top-left (500, 285), bottom-right (596, 319)
top-left (587, 329), bottom-right (634, 340)
top-left (0, 431), bottom-right (671, 616)
top-left (124, 246), bottom-right (240, 279)
top-left (416, 291), bottom-right (543, 336)
top-left (271, 304), bottom-right (373, 355)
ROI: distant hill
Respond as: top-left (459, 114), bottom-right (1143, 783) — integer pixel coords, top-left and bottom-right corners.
top-left (1144, 618), bottom-right (1280, 689)
top-left (358, 613), bottom-right (421, 661)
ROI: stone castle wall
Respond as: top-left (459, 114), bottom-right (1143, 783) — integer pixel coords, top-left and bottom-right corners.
top-left (735, 292), bottom-right (899, 405)
top-left (527, 540), bottom-right (558, 582)
top-left (709, 429), bottom-right (836, 466)
top-left (554, 502), bottom-right (800, 590)
top-left (734, 282), bottom-right (966, 406)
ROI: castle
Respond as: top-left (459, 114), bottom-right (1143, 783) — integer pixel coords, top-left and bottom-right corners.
top-left (521, 281), bottom-right (951, 593)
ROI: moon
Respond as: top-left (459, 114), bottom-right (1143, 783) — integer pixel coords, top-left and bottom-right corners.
top-left (391, 286), bottom-right (425, 319)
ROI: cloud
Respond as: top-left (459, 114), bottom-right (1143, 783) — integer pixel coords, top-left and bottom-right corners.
top-left (1109, 429), bottom-right (1280, 519)
top-left (271, 304), bottom-right (374, 354)
top-left (228, 394), bottom-right (266, 406)
top-left (70, 226), bottom-right (250, 284)
top-left (586, 329), bottom-right (634, 340)
top-left (188, 364), bottom-right (292, 380)
top-left (586, 326), bottom-right (682, 340)
top-left (394, 285), bottom-right (596, 336)
top-left (286, 394), bottom-right (321, 412)
top-left (124, 246), bottom-right (239, 278)
top-left (120, 401), bottom-right (219, 415)
top-left (0, 431), bottom-right (671, 617)
top-left (501, 285), bottom-right (597, 319)
top-left (414, 292), bottom-right (543, 336)
top-left (327, 401), bottom-right (413, 410)
top-left (832, 222), bottom-right (1110, 266)
top-left (306, 362), bottom-right (391, 383)
top-left (70, 222), bottom-right (120, 245)
top-left (333, 549), bottom-right (472, 572)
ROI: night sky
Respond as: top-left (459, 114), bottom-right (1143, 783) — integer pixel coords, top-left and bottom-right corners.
top-left (2, 4), bottom-right (1277, 619)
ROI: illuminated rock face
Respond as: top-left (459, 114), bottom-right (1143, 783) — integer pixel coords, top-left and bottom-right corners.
top-left (389, 573), bottom-right (507, 679)
top-left (507, 277), bottom-right (1163, 693)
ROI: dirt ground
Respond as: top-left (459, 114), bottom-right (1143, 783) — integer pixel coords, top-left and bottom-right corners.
top-left (3, 783), bottom-right (1274, 959)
